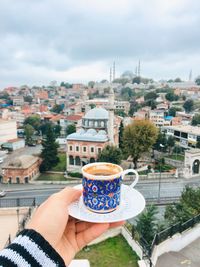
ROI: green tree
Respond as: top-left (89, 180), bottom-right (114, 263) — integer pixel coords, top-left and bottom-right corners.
top-left (196, 140), bottom-right (200, 148)
top-left (168, 107), bottom-right (176, 117)
top-left (192, 114), bottom-right (200, 126)
top-left (119, 121), bottom-right (124, 149)
top-left (183, 99), bottom-right (194, 113)
top-left (144, 92), bottom-right (158, 101)
top-left (24, 115), bottom-right (41, 132)
top-left (98, 145), bottom-right (122, 165)
top-left (165, 186), bottom-right (200, 225)
top-left (165, 91), bottom-right (179, 101)
top-left (153, 131), bottom-right (167, 152)
top-left (89, 103), bottom-right (96, 109)
top-left (132, 76), bottom-right (141, 84)
top-left (129, 101), bottom-right (141, 116)
top-left (24, 124), bottom-right (34, 145)
top-left (195, 76), bottom-right (200, 85)
top-left (51, 104), bottom-right (63, 114)
top-left (136, 205), bottom-right (158, 244)
top-left (88, 81), bottom-right (95, 88)
top-left (120, 87), bottom-right (135, 101)
top-left (115, 110), bottom-right (126, 117)
top-left (167, 136), bottom-right (175, 154)
top-left (123, 120), bottom-right (158, 168)
top-left (24, 95), bottom-right (33, 104)
top-left (54, 124), bottom-right (61, 137)
top-left (66, 124), bottom-right (76, 135)
top-left (40, 124), bottom-right (59, 172)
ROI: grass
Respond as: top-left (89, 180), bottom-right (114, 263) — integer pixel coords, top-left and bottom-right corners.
top-left (76, 235), bottom-right (139, 267)
top-left (37, 173), bottom-right (66, 181)
top-left (51, 153), bottom-right (66, 172)
top-left (166, 154), bottom-right (184, 161)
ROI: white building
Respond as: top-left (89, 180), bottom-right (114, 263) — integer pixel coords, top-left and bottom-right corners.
top-left (0, 120), bottom-right (17, 144)
top-left (163, 125), bottom-right (200, 148)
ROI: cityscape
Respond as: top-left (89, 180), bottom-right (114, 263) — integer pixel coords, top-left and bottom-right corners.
top-left (1, 1), bottom-right (200, 267)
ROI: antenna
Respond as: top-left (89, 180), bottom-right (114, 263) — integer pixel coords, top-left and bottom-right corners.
top-left (138, 60), bottom-right (141, 77)
top-left (189, 69), bottom-right (192, 81)
top-left (113, 61), bottom-right (115, 81)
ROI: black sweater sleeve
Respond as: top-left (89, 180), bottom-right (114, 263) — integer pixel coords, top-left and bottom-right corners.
top-left (0, 229), bottom-right (66, 267)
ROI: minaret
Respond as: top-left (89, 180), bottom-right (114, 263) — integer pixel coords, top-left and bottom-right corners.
top-left (110, 67), bottom-right (112, 83)
top-left (113, 62), bottom-right (115, 81)
top-left (82, 89), bottom-right (90, 112)
top-left (138, 60), bottom-right (141, 77)
top-left (189, 70), bottom-right (192, 81)
top-left (108, 87), bottom-right (115, 145)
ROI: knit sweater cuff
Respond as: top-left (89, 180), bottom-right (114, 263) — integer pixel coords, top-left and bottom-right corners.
top-left (0, 229), bottom-right (66, 267)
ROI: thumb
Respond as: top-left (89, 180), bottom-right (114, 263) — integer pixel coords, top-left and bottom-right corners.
top-left (58, 187), bottom-right (82, 205)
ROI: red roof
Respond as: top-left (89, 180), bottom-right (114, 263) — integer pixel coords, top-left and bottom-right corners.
top-left (66, 115), bottom-right (82, 121)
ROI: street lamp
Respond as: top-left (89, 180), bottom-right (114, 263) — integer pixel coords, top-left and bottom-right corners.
top-left (158, 144), bottom-right (164, 203)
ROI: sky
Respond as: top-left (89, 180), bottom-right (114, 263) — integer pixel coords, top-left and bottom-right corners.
top-left (0, 0), bottom-right (200, 88)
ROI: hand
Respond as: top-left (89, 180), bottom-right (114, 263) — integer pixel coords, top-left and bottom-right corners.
top-left (27, 187), bottom-right (125, 265)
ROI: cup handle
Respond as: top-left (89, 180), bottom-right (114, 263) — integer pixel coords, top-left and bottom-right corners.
top-left (122, 169), bottom-right (139, 189)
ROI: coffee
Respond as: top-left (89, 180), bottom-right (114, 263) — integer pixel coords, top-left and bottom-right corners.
top-left (91, 172), bottom-right (114, 176)
top-left (85, 163), bottom-right (121, 177)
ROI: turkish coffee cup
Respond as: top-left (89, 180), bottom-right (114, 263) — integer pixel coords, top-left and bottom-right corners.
top-left (82, 162), bottom-right (139, 213)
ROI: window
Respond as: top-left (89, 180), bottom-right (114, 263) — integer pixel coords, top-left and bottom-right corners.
top-left (91, 147), bottom-right (94, 153)
top-left (98, 148), bottom-right (102, 154)
top-left (75, 156), bottom-right (81, 166)
top-left (69, 156), bottom-right (74, 165)
top-left (83, 147), bottom-right (87, 152)
top-left (76, 146), bottom-right (79, 152)
top-left (69, 145), bottom-right (73, 151)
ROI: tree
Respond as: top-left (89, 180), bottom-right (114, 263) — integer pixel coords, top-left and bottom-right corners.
top-left (51, 104), bottom-right (63, 114)
top-left (123, 120), bottom-right (158, 168)
top-left (115, 110), bottom-right (126, 117)
top-left (24, 115), bottom-right (41, 132)
top-left (54, 124), bottom-right (61, 137)
top-left (66, 124), bottom-right (76, 136)
top-left (98, 145), bottom-right (122, 165)
top-left (24, 124), bottom-right (34, 145)
top-left (24, 95), bottom-right (33, 104)
top-left (196, 140), bottom-right (200, 148)
top-left (129, 101), bottom-right (141, 116)
top-left (192, 114), bottom-right (200, 126)
top-left (144, 92), bottom-right (158, 101)
top-left (136, 205), bottom-right (158, 244)
top-left (132, 76), bottom-right (141, 84)
top-left (120, 87), bottom-right (135, 101)
top-left (174, 77), bottom-right (182, 82)
top-left (195, 76), bottom-right (200, 85)
top-left (165, 186), bottom-right (200, 225)
top-left (119, 121), bottom-right (124, 149)
top-left (88, 81), bottom-right (95, 88)
top-left (167, 136), bottom-right (175, 154)
top-left (40, 124), bottom-right (59, 172)
top-left (165, 91), bottom-right (179, 101)
top-left (183, 99), bottom-right (194, 113)
top-left (153, 131), bottom-right (167, 152)
top-left (168, 107), bottom-right (176, 117)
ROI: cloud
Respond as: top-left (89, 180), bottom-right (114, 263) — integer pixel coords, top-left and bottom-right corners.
top-left (0, 0), bottom-right (200, 88)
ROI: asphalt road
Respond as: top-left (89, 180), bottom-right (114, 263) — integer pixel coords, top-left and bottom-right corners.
top-left (2, 177), bottom-right (200, 206)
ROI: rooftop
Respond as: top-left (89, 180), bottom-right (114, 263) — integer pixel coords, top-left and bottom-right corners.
top-left (84, 107), bottom-right (108, 120)
top-left (164, 125), bottom-right (200, 135)
top-left (3, 155), bottom-right (39, 169)
top-left (67, 129), bottom-right (108, 142)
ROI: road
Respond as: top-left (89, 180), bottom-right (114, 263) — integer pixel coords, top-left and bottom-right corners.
top-left (2, 177), bottom-right (200, 206)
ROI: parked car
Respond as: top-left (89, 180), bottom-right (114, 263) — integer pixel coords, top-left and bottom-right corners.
top-left (0, 190), bottom-right (6, 197)
top-left (0, 158), bottom-right (3, 164)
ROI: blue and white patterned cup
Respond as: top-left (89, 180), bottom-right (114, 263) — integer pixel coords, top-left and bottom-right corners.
top-left (82, 162), bottom-right (139, 213)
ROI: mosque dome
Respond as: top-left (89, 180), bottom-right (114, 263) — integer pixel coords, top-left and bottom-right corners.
top-left (84, 107), bottom-right (108, 120)
top-left (87, 129), bottom-right (97, 135)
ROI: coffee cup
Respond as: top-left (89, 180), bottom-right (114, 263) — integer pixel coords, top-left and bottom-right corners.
top-left (82, 162), bottom-right (139, 213)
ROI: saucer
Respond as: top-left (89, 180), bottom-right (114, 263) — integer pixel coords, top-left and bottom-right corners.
top-left (68, 184), bottom-right (146, 223)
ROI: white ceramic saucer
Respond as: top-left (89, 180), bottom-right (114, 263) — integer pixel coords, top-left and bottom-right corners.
top-left (68, 184), bottom-right (146, 223)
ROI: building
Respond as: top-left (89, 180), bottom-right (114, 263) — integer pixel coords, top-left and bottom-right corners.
top-left (66, 88), bottom-right (120, 172)
top-left (163, 125), bottom-right (200, 148)
top-left (2, 155), bottom-right (41, 183)
top-left (0, 120), bottom-right (17, 144)
top-left (12, 96), bottom-right (24, 106)
top-left (149, 110), bottom-right (171, 127)
top-left (1, 138), bottom-right (25, 151)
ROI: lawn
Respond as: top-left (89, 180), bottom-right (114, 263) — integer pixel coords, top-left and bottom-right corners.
top-left (166, 154), bottom-right (184, 161)
top-left (76, 235), bottom-right (139, 267)
top-left (51, 153), bottom-right (66, 171)
top-left (37, 173), bottom-right (66, 181)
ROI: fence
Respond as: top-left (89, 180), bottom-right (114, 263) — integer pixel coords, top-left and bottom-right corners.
top-left (0, 197), bottom-right (36, 208)
top-left (133, 213), bottom-right (200, 263)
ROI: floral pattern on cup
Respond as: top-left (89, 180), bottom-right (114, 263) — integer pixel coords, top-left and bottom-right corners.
top-left (82, 176), bottom-right (122, 212)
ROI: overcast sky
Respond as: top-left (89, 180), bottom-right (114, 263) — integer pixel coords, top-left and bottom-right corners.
top-left (0, 0), bottom-right (200, 88)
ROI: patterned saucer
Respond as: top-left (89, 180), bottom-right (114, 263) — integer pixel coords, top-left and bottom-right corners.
top-left (68, 184), bottom-right (146, 223)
